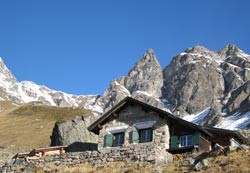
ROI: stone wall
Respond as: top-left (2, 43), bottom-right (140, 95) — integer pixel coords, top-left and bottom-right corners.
top-left (98, 104), bottom-right (170, 151)
top-left (1, 144), bottom-right (173, 172)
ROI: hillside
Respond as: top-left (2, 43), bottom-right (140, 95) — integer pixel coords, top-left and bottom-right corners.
top-left (0, 102), bottom-right (92, 152)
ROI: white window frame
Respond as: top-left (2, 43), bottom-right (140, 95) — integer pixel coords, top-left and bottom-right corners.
top-left (180, 135), bottom-right (193, 147)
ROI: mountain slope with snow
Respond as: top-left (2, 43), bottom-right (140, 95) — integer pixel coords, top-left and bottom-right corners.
top-left (0, 58), bottom-right (102, 113)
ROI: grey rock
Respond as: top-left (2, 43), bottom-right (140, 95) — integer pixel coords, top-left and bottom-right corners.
top-left (50, 115), bottom-right (98, 148)
top-left (98, 49), bottom-right (164, 112)
top-left (193, 159), bottom-right (208, 171)
top-left (222, 63), bottom-right (244, 93)
top-left (201, 102), bottom-right (222, 126)
top-left (226, 81), bottom-right (250, 114)
top-left (163, 45), bottom-right (225, 115)
top-left (124, 49), bottom-right (163, 98)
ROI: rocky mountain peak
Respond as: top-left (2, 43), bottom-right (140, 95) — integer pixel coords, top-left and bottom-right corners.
top-left (218, 44), bottom-right (241, 57)
top-left (218, 44), bottom-right (250, 62)
top-left (125, 48), bottom-right (163, 98)
top-left (141, 48), bottom-right (160, 65)
top-left (96, 49), bottom-right (164, 112)
top-left (185, 45), bottom-right (210, 53)
top-left (130, 48), bottom-right (161, 72)
top-left (185, 45), bottom-right (218, 58)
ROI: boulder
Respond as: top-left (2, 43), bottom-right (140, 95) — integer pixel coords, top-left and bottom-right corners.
top-left (193, 159), bottom-right (208, 171)
top-left (50, 115), bottom-right (98, 149)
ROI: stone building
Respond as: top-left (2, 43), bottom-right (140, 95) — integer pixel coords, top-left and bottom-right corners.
top-left (88, 97), bottom-right (248, 161)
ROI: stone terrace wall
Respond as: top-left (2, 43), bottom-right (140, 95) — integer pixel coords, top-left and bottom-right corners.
top-left (1, 144), bottom-right (173, 172)
top-left (42, 144), bottom-right (157, 165)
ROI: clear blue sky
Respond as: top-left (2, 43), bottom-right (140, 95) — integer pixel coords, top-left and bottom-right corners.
top-left (0, 0), bottom-right (249, 95)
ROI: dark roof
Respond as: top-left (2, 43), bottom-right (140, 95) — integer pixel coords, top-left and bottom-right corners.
top-left (88, 97), bottom-right (212, 136)
top-left (203, 126), bottom-right (250, 145)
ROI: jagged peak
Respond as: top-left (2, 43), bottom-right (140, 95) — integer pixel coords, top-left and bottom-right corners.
top-left (218, 44), bottom-right (250, 59)
top-left (140, 48), bottom-right (161, 68)
top-left (185, 45), bottom-right (211, 54)
top-left (180, 45), bottom-right (219, 60)
top-left (127, 49), bottom-right (162, 78)
top-left (218, 44), bottom-right (240, 55)
top-left (144, 48), bottom-right (155, 56)
top-left (219, 44), bottom-right (246, 56)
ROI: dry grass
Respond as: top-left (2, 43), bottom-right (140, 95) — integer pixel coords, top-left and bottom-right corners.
top-left (0, 102), bottom-right (92, 152)
top-left (0, 101), bottom-right (19, 117)
top-left (199, 149), bottom-right (250, 173)
top-left (26, 162), bottom-right (156, 173)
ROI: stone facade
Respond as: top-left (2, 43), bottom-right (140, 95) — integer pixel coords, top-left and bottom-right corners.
top-left (98, 104), bottom-right (170, 151)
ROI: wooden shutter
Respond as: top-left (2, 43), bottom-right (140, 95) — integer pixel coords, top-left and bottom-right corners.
top-left (132, 130), bottom-right (139, 143)
top-left (192, 133), bottom-right (200, 145)
top-left (104, 134), bottom-right (113, 147)
top-left (170, 136), bottom-right (178, 148)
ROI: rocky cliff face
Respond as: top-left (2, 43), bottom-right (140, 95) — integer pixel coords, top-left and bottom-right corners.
top-left (163, 46), bottom-right (225, 115)
top-left (172, 45), bottom-right (250, 129)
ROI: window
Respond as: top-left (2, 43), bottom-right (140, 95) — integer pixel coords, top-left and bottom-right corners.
top-left (139, 128), bottom-right (153, 143)
top-left (180, 135), bottom-right (193, 147)
top-left (112, 132), bottom-right (125, 147)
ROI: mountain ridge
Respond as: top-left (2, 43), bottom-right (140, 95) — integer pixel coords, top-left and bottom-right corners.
top-left (0, 44), bottom-right (249, 130)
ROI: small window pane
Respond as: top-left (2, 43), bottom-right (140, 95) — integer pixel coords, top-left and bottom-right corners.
top-left (113, 132), bottom-right (125, 147)
top-left (180, 135), bottom-right (193, 147)
top-left (187, 135), bottom-right (193, 146)
top-left (139, 128), bottom-right (153, 143)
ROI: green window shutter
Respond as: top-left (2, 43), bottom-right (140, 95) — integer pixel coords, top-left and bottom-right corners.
top-left (192, 133), bottom-right (200, 145)
top-left (104, 134), bottom-right (113, 147)
top-left (170, 136), bottom-right (178, 148)
top-left (132, 130), bottom-right (139, 143)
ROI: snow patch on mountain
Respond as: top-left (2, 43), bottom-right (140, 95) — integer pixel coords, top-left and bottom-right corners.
top-left (215, 111), bottom-right (250, 130)
top-left (182, 107), bottom-right (250, 130)
top-left (113, 81), bottom-right (131, 96)
top-left (0, 57), bottom-right (100, 113)
top-left (183, 107), bottom-right (211, 124)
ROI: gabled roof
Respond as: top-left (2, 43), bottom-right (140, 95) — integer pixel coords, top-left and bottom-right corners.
top-left (88, 97), bottom-right (212, 136)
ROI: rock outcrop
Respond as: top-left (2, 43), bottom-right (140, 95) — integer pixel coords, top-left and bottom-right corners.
top-left (50, 116), bottom-right (98, 147)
